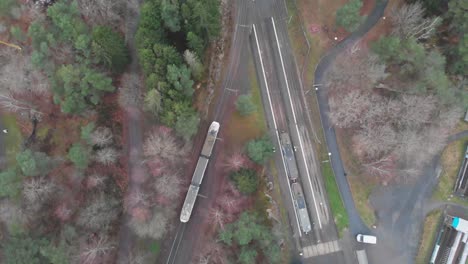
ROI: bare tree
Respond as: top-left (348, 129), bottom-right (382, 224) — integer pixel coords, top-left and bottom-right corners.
top-left (129, 209), bottom-right (173, 239)
top-left (354, 123), bottom-right (398, 159)
top-left (437, 107), bottom-right (463, 131)
top-left (77, 194), bottom-right (121, 232)
top-left (95, 147), bottom-right (119, 165)
top-left (143, 129), bottom-right (186, 161)
top-left (364, 156), bottom-right (396, 179)
top-left (223, 152), bottom-right (248, 171)
top-left (326, 50), bottom-right (388, 92)
top-left (124, 189), bottom-right (150, 212)
top-left (76, 0), bottom-right (126, 29)
top-left (154, 173), bottom-right (182, 200)
top-left (0, 199), bottom-right (29, 228)
top-left (396, 95), bottom-right (437, 129)
top-left (23, 177), bottom-right (55, 208)
top-left (208, 208), bottom-right (228, 230)
top-left (86, 174), bottom-right (108, 189)
top-left (90, 127), bottom-right (113, 147)
top-left (390, 2), bottom-right (441, 40)
top-left (0, 50), bottom-right (49, 96)
top-left (80, 235), bottom-right (116, 264)
top-left (328, 90), bottom-right (370, 128)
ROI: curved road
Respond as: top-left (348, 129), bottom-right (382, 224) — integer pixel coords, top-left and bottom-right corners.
top-left (312, 0), bottom-right (389, 236)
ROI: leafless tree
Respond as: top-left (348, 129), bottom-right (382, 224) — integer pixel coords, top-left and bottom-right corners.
top-left (86, 174), bottom-right (108, 189)
top-left (396, 95), bottom-right (437, 129)
top-left (437, 107), bottom-right (463, 131)
top-left (90, 127), bottom-right (113, 147)
top-left (0, 199), bottom-right (29, 228)
top-left (124, 189), bottom-right (150, 212)
top-left (364, 156), bottom-right (395, 179)
top-left (328, 90), bottom-right (371, 128)
top-left (354, 123), bottom-right (398, 159)
top-left (143, 129), bottom-right (186, 161)
top-left (0, 51), bottom-right (49, 96)
top-left (208, 208), bottom-right (228, 230)
top-left (325, 51), bottom-right (387, 92)
top-left (223, 152), bottom-right (248, 171)
top-left (23, 177), bottom-right (55, 208)
top-left (77, 194), bottom-right (121, 232)
top-left (390, 2), bottom-right (441, 40)
top-left (95, 147), bottom-right (119, 165)
top-left (80, 235), bottom-right (116, 264)
top-left (154, 173), bottom-right (182, 200)
top-left (129, 209), bottom-right (173, 239)
top-left (76, 0), bottom-right (126, 29)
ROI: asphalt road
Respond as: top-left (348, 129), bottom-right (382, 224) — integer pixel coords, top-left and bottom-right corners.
top-left (313, 0), bottom-right (388, 238)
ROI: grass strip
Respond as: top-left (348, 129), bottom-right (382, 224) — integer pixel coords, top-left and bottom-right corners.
top-left (415, 210), bottom-right (442, 264)
top-left (2, 114), bottom-right (22, 166)
top-left (433, 137), bottom-right (468, 207)
top-left (322, 161), bottom-right (349, 236)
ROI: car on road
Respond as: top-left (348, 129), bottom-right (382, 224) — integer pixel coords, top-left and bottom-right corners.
top-left (356, 234), bottom-right (377, 244)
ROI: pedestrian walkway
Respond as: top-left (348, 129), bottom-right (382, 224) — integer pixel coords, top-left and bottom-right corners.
top-left (302, 240), bottom-right (341, 258)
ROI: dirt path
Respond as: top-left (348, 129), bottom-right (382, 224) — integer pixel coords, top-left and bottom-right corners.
top-left (116, 0), bottom-right (143, 261)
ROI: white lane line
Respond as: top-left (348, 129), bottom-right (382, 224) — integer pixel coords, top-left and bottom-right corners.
top-left (271, 17), bottom-right (323, 229)
top-left (252, 24), bottom-right (302, 237)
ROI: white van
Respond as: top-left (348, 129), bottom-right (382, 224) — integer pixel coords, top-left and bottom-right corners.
top-left (356, 234), bottom-right (377, 244)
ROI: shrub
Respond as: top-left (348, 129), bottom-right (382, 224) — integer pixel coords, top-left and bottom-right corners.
top-left (230, 169), bottom-right (258, 195)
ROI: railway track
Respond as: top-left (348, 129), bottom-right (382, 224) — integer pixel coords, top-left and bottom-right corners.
top-left (165, 222), bottom-right (187, 264)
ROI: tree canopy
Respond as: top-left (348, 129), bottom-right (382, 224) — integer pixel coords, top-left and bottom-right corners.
top-left (0, 168), bottom-right (22, 198)
top-left (246, 136), bottom-right (275, 164)
top-left (91, 26), bottom-right (130, 74)
top-left (67, 143), bottom-right (91, 169)
top-left (236, 94), bottom-right (257, 116)
top-left (230, 169), bottom-right (259, 194)
top-left (218, 212), bottom-right (280, 264)
top-left (335, 0), bottom-right (364, 32)
top-left (53, 64), bottom-right (114, 114)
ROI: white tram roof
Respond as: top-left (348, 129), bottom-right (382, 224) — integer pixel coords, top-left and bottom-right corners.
top-left (180, 185), bottom-right (200, 223)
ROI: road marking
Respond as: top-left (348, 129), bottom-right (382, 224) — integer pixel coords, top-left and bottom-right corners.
top-left (271, 17), bottom-right (323, 229)
top-left (302, 240), bottom-right (341, 258)
top-left (252, 24), bottom-right (302, 237)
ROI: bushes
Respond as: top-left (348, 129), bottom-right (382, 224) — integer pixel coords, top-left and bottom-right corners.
top-left (246, 136), bottom-right (274, 164)
top-left (53, 64), bottom-right (114, 114)
top-left (230, 169), bottom-right (258, 195)
top-left (236, 94), bottom-right (256, 116)
top-left (218, 212), bottom-right (280, 264)
top-left (335, 0), bottom-right (364, 32)
top-left (67, 143), bottom-right (90, 169)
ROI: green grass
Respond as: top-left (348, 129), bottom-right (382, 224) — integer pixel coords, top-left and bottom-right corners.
top-left (433, 136), bottom-right (468, 207)
top-left (415, 210), bottom-right (442, 264)
top-left (321, 162), bottom-right (349, 236)
top-left (2, 114), bottom-right (22, 166)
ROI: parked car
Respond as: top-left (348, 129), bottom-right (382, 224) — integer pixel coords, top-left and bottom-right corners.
top-left (356, 234), bottom-right (377, 244)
